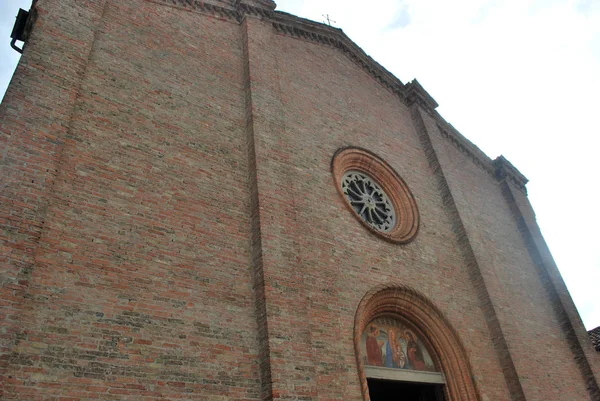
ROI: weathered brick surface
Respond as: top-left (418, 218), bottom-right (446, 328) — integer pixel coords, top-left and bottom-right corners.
top-left (2, 1), bottom-right (260, 399)
top-left (1, 0), bottom-right (110, 396)
top-left (1, 0), bottom-right (598, 400)
top-left (245, 21), bottom-right (512, 401)
top-left (420, 109), bottom-right (599, 400)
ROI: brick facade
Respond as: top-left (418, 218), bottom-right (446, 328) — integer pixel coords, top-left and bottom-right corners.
top-left (591, 327), bottom-right (600, 352)
top-left (1, 0), bottom-right (599, 400)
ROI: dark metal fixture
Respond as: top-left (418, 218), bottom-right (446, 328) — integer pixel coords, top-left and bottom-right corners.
top-left (10, 8), bottom-right (30, 54)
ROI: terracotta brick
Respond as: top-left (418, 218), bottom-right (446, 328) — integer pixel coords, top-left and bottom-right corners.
top-left (1, 0), bottom-right (598, 400)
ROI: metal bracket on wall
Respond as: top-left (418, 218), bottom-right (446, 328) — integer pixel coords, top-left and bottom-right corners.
top-left (10, 8), bottom-right (30, 54)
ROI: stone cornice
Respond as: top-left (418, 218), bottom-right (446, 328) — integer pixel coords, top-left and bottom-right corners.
top-left (236, 0), bottom-right (276, 12)
top-left (494, 155), bottom-right (529, 193)
top-left (237, 0), bottom-right (275, 18)
top-left (405, 79), bottom-right (439, 112)
top-left (148, 0), bottom-right (238, 20)
top-left (148, 0), bottom-right (274, 21)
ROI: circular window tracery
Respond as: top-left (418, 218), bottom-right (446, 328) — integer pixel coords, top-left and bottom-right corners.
top-left (332, 147), bottom-right (420, 243)
top-left (341, 171), bottom-right (396, 232)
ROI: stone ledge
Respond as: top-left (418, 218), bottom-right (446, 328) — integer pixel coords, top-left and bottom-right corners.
top-left (365, 366), bottom-right (446, 384)
top-left (405, 79), bottom-right (439, 111)
top-left (494, 155), bottom-right (529, 193)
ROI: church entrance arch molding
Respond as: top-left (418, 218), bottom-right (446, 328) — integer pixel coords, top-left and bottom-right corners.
top-left (354, 283), bottom-right (481, 401)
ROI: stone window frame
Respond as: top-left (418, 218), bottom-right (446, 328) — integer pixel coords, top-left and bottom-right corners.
top-left (331, 147), bottom-right (419, 243)
top-left (354, 283), bottom-right (480, 401)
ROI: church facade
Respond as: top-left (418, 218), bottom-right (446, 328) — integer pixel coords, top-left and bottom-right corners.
top-left (1, 0), bottom-right (599, 400)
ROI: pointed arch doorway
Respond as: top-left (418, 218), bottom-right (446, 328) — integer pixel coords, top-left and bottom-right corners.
top-left (354, 284), bottom-right (480, 401)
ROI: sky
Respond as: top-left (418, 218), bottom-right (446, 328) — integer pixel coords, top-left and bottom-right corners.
top-left (0, 0), bottom-right (29, 98)
top-left (1, 0), bottom-right (599, 330)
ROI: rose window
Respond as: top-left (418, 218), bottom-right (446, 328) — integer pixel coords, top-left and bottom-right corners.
top-left (341, 171), bottom-right (396, 232)
top-left (332, 147), bottom-right (420, 243)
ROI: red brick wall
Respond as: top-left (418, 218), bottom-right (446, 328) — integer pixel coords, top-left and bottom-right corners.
top-left (1, 0), bottom-right (111, 397)
top-left (2, 1), bottom-right (261, 399)
top-left (421, 110), bottom-right (592, 400)
top-left (244, 18), bottom-right (512, 400)
top-left (1, 1), bottom-right (598, 400)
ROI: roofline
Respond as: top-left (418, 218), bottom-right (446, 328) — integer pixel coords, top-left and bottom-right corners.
top-left (149, 0), bottom-right (529, 192)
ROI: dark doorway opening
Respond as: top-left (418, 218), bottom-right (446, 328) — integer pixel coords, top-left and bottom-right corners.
top-left (367, 378), bottom-right (446, 401)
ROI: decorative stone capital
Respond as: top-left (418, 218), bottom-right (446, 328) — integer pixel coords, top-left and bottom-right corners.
top-left (405, 79), bottom-right (439, 111)
top-left (494, 155), bottom-right (529, 193)
top-left (236, 0), bottom-right (276, 16)
top-left (243, 0), bottom-right (276, 10)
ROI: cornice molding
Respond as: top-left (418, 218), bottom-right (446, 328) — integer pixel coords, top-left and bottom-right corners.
top-left (405, 79), bottom-right (439, 113)
top-left (236, 0), bottom-right (275, 18)
top-left (236, 0), bottom-right (276, 12)
top-left (494, 155), bottom-right (529, 194)
top-left (150, 0), bottom-right (238, 19)
top-left (149, 0), bottom-right (274, 21)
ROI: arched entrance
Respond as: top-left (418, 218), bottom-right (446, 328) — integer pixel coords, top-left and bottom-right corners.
top-left (354, 284), bottom-right (480, 401)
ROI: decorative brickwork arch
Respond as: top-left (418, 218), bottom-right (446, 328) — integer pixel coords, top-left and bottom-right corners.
top-left (331, 147), bottom-right (420, 244)
top-left (354, 283), bottom-right (481, 401)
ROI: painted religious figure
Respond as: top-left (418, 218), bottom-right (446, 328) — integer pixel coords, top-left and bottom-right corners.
top-left (361, 318), bottom-right (437, 372)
